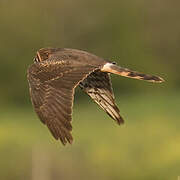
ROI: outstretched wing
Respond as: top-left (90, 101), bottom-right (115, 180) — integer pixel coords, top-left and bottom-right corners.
top-left (79, 70), bottom-right (124, 124)
top-left (27, 60), bottom-right (102, 145)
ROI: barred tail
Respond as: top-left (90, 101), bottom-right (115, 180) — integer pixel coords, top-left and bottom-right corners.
top-left (101, 63), bottom-right (164, 83)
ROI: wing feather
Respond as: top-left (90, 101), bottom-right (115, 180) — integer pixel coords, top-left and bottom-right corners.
top-left (27, 60), bottom-right (102, 145)
top-left (79, 70), bottom-right (124, 124)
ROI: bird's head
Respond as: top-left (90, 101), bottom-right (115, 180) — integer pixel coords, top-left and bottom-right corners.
top-left (33, 48), bottom-right (60, 63)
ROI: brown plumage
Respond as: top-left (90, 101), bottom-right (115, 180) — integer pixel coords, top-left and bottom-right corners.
top-left (27, 48), bottom-right (164, 145)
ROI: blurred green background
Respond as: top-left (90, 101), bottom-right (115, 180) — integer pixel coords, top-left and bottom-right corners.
top-left (0, 0), bottom-right (180, 179)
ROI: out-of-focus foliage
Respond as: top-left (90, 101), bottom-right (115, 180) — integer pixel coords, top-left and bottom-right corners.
top-left (1, 93), bottom-right (180, 180)
top-left (0, 0), bottom-right (179, 179)
top-left (0, 0), bottom-right (179, 105)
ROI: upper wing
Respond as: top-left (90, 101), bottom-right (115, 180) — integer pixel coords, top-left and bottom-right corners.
top-left (79, 70), bottom-right (124, 124)
top-left (27, 60), bottom-right (102, 145)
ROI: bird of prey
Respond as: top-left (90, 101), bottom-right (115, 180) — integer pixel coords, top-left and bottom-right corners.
top-left (27, 48), bottom-right (164, 145)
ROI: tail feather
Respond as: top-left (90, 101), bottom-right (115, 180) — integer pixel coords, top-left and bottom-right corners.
top-left (101, 63), bottom-right (164, 83)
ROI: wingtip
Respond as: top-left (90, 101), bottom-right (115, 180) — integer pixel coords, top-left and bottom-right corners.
top-left (116, 116), bottom-right (125, 125)
top-left (68, 138), bottom-right (73, 145)
top-left (59, 137), bottom-right (73, 146)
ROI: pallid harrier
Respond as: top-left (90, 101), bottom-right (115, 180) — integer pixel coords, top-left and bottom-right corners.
top-left (27, 48), bottom-right (164, 145)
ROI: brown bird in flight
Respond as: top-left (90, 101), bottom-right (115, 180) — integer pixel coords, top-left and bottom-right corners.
top-left (27, 48), bottom-right (164, 145)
